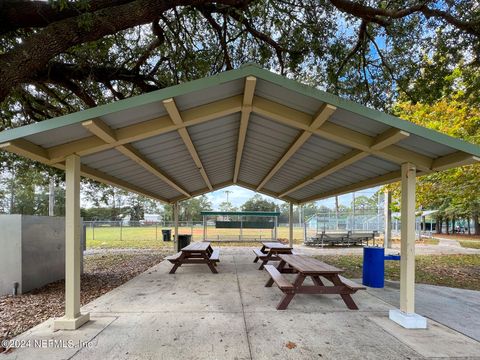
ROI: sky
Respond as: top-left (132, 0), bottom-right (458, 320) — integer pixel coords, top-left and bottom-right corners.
top-left (205, 185), bottom-right (380, 210)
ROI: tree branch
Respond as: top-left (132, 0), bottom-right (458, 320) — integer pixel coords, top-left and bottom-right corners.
top-left (0, 0), bottom-right (253, 102)
top-left (199, 9), bottom-right (233, 70)
top-left (0, 0), bottom-right (135, 34)
top-left (329, 0), bottom-right (479, 36)
top-left (335, 20), bottom-right (367, 81)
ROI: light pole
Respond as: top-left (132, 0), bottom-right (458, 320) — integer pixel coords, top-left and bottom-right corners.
top-left (224, 190), bottom-right (232, 204)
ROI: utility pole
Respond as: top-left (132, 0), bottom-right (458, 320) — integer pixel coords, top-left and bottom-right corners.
top-left (352, 192), bottom-right (356, 231)
top-left (224, 190), bottom-right (233, 220)
top-left (335, 196), bottom-right (339, 230)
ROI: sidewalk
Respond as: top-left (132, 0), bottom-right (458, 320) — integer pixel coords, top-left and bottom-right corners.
top-left (3, 248), bottom-right (480, 359)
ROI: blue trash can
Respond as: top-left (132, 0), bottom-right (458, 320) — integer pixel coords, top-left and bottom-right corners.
top-left (362, 247), bottom-right (385, 288)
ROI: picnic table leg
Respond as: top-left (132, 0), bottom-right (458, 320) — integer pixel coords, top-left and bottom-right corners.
top-left (203, 252), bottom-right (218, 274)
top-left (206, 246), bottom-right (213, 257)
top-left (258, 253), bottom-right (272, 270)
top-left (311, 276), bottom-right (325, 286)
top-left (276, 274), bottom-right (306, 310)
top-left (329, 274), bottom-right (359, 310)
top-left (277, 292), bottom-right (295, 310)
top-left (169, 262), bottom-right (182, 274)
top-left (207, 261), bottom-right (218, 273)
top-left (254, 245), bottom-right (266, 263)
top-left (169, 252), bottom-right (186, 274)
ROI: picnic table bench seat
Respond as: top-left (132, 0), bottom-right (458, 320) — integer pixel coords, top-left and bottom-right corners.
top-left (166, 252), bottom-right (182, 263)
top-left (265, 254), bottom-right (365, 310)
top-left (338, 275), bottom-right (366, 291)
top-left (264, 265), bottom-right (294, 291)
top-left (253, 248), bottom-right (268, 259)
top-left (209, 249), bottom-right (220, 262)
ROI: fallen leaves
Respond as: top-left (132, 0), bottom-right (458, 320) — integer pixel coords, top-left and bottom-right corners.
top-left (286, 341), bottom-right (297, 349)
top-left (314, 254), bottom-right (480, 291)
top-left (0, 252), bottom-right (166, 344)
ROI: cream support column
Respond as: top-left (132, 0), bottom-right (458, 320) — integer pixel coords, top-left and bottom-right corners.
top-left (389, 162), bottom-right (427, 329)
top-left (384, 190), bottom-right (392, 248)
top-left (174, 202), bottom-right (179, 252)
top-left (289, 203), bottom-right (294, 247)
top-left (54, 154), bottom-right (90, 330)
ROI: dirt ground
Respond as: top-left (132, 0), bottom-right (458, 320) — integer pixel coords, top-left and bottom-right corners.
top-left (0, 251), bottom-right (167, 346)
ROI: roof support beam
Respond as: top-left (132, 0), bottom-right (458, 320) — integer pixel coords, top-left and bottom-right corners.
top-left (169, 180), bottom-right (234, 204)
top-left (163, 98), bottom-right (213, 190)
top-left (279, 127), bottom-right (410, 198)
top-left (299, 170), bottom-right (404, 204)
top-left (233, 76), bottom-right (256, 183)
top-left (115, 145), bottom-right (191, 197)
top-left (256, 103), bottom-right (337, 191)
top-left (0, 138), bottom-right (169, 203)
top-left (252, 96), bottom-right (433, 171)
top-left (47, 95), bottom-right (243, 163)
top-left (0, 139), bottom-right (50, 163)
top-left (82, 119), bottom-right (191, 198)
top-left (280, 150), bottom-right (368, 197)
top-left (370, 128), bottom-right (410, 150)
top-left (80, 164), bottom-right (170, 203)
top-left (82, 119), bottom-right (117, 143)
top-left (431, 151), bottom-right (480, 171)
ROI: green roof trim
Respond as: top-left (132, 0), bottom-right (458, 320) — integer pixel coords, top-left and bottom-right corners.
top-left (0, 66), bottom-right (254, 143)
top-left (200, 211), bottom-right (280, 216)
top-left (0, 63), bottom-right (479, 157)
top-left (244, 66), bottom-right (480, 157)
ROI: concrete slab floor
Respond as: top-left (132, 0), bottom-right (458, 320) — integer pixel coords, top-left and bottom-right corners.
top-left (3, 248), bottom-right (480, 360)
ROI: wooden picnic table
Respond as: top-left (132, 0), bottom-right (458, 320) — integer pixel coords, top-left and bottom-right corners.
top-left (253, 242), bottom-right (293, 270)
top-left (165, 242), bottom-right (220, 274)
top-left (264, 254), bottom-right (365, 310)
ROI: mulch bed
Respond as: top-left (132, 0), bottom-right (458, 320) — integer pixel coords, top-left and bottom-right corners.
top-left (0, 252), bottom-right (165, 347)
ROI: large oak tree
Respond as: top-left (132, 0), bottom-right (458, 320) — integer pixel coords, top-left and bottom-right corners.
top-left (0, 0), bottom-right (479, 126)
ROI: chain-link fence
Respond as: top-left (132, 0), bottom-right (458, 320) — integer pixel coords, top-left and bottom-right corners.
top-left (305, 208), bottom-right (385, 238)
top-left (84, 220), bottom-right (306, 248)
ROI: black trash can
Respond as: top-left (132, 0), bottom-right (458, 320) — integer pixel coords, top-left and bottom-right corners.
top-left (161, 229), bottom-right (171, 241)
top-left (177, 234), bottom-right (192, 249)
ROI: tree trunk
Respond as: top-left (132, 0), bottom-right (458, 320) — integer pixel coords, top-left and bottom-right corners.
top-left (474, 214), bottom-right (480, 235)
top-left (446, 218), bottom-right (450, 234)
top-left (467, 218), bottom-right (471, 235)
top-left (436, 216), bottom-right (442, 234)
top-left (452, 216), bottom-right (456, 233)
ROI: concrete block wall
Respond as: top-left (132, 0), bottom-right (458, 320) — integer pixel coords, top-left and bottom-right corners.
top-left (0, 215), bottom-right (85, 296)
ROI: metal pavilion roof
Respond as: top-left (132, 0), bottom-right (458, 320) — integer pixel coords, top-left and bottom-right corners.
top-left (1, 64), bottom-right (479, 204)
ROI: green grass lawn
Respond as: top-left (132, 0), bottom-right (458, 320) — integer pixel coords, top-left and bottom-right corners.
top-left (85, 225), bottom-right (305, 249)
top-left (315, 254), bottom-right (480, 291)
top-left (459, 241), bottom-right (480, 249)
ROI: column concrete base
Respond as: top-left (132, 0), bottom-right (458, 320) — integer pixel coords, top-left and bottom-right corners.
top-left (54, 313), bottom-right (90, 330)
top-left (389, 309), bottom-right (427, 329)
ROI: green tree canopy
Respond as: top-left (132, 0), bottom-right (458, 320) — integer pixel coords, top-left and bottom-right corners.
top-left (386, 66), bottom-right (480, 233)
top-left (0, 0), bottom-right (478, 128)
top-left (241, 194), bottom-right (276, 212)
